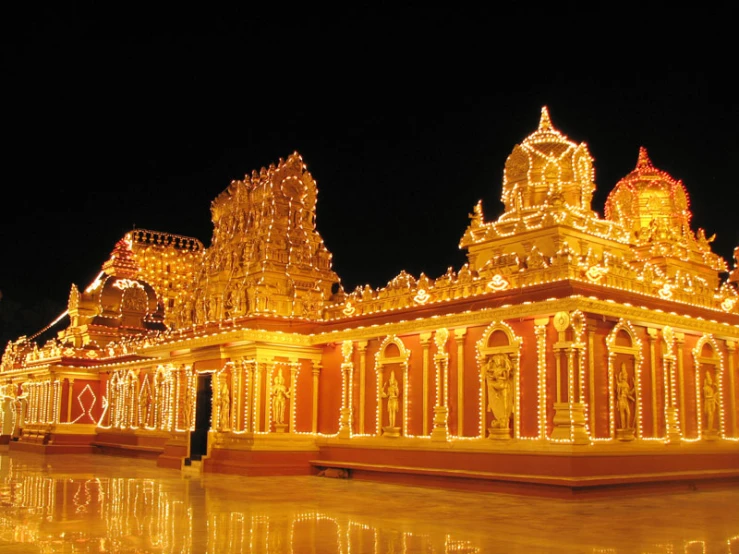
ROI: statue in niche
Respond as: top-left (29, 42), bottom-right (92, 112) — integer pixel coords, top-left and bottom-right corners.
top-left (182, 379), bottom-right (193, 430)
top-left (195, 298), bottom-right (205, 324)
top-left (616, 363), bottom-right (635, 431)
top-left (219, 376), bottom-right (231, 431)
top-left (381, 370), bottom-right (400, 431)
top-left (468, 200), bottom-right (483, 227)
top-left (457, 264), bottom-right (473, 284)
top-left (271, 369), bottom-right (291, 427)
top-left (142, 386), bottom-right (153, 427)
top-left (361, 284), bottom-right (375, 302)
top-left (703, 371), bottom-right (718, 433)
top-left (729, 247), bottom-right (739, 285)
top-left (526, 246), bottom-right (548, 270)
top-left (695, 228), bottom-right (715, 252)
top-left (484, 354), bottom-right (513, 430)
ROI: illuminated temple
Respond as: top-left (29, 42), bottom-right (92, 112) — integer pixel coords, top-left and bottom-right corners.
top-left (2, 107), bottom-right (739, 498)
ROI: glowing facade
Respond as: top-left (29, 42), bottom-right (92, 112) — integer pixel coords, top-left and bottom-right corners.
top-left (2, 109), bottom-right (738, 497)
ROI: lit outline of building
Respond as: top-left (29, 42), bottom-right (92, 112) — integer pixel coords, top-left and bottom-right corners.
top-left (2, 107), bottom-right (738, 497)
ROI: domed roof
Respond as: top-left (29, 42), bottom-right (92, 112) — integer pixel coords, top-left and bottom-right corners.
top-left (501, 107), bottom-right (596, 217)
top-left (604, 147), bottom-right (691, 241)
top-left (78, 238), bottom-right (163, 325)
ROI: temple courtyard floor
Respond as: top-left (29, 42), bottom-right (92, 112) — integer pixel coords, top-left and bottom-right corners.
top-left (1, 447), bottom-right (738, 553)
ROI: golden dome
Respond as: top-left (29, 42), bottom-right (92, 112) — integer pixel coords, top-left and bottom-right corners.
top-left (501, 107), bottom-right (596, 216)
top-left (80, 239), bottom-right (164, 326)
top-left (604, 147), bottom-right (691, 241)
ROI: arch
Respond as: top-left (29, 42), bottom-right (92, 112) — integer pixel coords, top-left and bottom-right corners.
top-left (374, 335), bottom-right (410, 437)
top-left (107, 371), bottom-right (124, 429)
top-left (661, 326), bottom-right (680, 440)
top-left (0, 385), bottom-right (18, 437)
top-left (476, 321), bottom-right (522, 439)
top-left (154, 364), bottom-right (176, 431)
top-left (124, 369), bottom-right (139, 428)
top-left (606, 319), bottom-right (643, 439)
top-left (692, 334), bottom-right (724, 439)
top-left (215, 364), bottom-right (233, 432)
top-left (138, 373), bottom-right (153, 429)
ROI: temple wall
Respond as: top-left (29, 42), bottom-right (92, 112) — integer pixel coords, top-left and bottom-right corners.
top-left (318, 347), bottom-right (342, 435)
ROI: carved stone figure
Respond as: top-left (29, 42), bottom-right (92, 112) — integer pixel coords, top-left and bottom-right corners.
top-left (703, 371), bottom-right (717, 432)
top-left (381, 370), bottom-right (400, 429)
top-left (271, 369), bottom-right (291, 425)
top-left (219, 377), bottom-right (231, 431)
top-left (484, 354), bottom-right (513, 429)
top-left (616, 363), bottom-right (635, 429)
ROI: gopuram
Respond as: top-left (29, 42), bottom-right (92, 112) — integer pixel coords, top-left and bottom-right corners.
top-left (2, 108), bottom-right (738, 497)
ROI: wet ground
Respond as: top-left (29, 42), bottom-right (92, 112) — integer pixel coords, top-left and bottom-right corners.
top-left (1, 448), bottom-right (737, 553)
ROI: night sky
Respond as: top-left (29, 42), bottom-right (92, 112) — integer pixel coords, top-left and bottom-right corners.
top-left (2, 8), bottom-right (737, 346)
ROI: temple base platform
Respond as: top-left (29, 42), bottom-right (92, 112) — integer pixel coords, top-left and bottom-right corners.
top-left (309, 437), bottom-right (739, 498)
top-left (92, 430), bottom-right (169, 459)
top-left (10, 424), bottom-right (96, 454)
top-left (203, 432), bottom-right (319, 476)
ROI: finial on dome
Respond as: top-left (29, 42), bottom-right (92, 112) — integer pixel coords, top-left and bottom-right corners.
top-left (102, 238), bottom-right (139, 278)
top-left (636, 146), bottom-right (654, 169)
top-left (539, 106), bottom-right (553, 131)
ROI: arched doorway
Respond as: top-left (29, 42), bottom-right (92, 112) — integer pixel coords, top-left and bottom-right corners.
top-left (190, 373), bottom-right (212, 461)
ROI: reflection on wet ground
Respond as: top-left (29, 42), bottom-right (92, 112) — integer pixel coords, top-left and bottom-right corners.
top-left (0, 449), bottom-right (738, 553)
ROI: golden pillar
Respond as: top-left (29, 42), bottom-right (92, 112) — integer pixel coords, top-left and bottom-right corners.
top-left (420, 332), bottom-right (432, 436)
top-left (453, 328), bottom-right (467, 436)
top-left (66, 378), bottom-right (75, 423)
top-left (676, 332), bottom-right (686, 434)
top-left (728, 341), bottom-right (737, 437)
top-left (587, 320), bottom-right (596, 436)
top-left (358, 341), bottom-right (368, 435)
top-left (338, 341), bottom-right (354, 439)
top-left (431, 328), bottom-right (449, 442)
top-left (647, 327), bottom-right (659, 437)
top-left (311, 361), bottom-right (321, 434)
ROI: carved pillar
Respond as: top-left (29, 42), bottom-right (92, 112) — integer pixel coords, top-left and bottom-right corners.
top-left (263, 362), bottom-right (273, 433)
top-left (534, 318), bottom-right (548, 439)
top-left (431, 328), bottom-right (449, 442)
top-left (401, 361), bottom-right (409, 438)
top-left (551, 312), bottom-right (589, 444)
top-left (338, 341), bottom-right (354, 439)
top-left (647, 327), bottom-right (659, 437)
top-left (675, 333), bottom-right (685, 433)
top-left (234, 361), bottom-right (243, 433)
top-left (41, 381), bottom-right (48, 424)
top-left (243, 361), bottom-right (254, 433)
top-left (289, 362), bottom-right (298, 434)
top-left (254, 363), bottom-right (263, 433)
top-left (358, 341), bottom-right (368, 435)
top-left (311, 361), bottom-right (321, 434)
top-left (664, 353), bottom-right (681, 444)
top-left (586, 320), bottom-right (596, 436)
top-left (453, 328), bottom-right (467, 436)
top-left (174, 368), bottom-right (182, 431)
top-left (66, 378), bottom-right (75, 423)
top-left (728, 341), bottom-right (737, 437)
top-left (420, 332), bottom-right (432, 436)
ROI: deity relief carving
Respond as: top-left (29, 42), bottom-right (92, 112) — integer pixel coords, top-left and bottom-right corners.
top-left (483, 354), bottom-right (514, 433)
top-left (219, 374), bottom-right (231, 431)
top-left (703, 371), bottom-right (718, 437)
top-left (380, 369), bottom-right (401, 436)
top-left (615, 362), bottom-right (636, 441)
top-left (271, 369), bottom-right (291, 431)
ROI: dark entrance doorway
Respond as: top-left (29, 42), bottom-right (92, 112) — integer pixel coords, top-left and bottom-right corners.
top-left (190, 373), bottom-right (212, 461)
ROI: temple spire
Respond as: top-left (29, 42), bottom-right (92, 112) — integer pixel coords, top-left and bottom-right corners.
top-left (538, 106), bottom-right (553, 131)
top-left (636, 146), bottom-right (653, 169)
top-left (102, 238), bottom-right (139, 278)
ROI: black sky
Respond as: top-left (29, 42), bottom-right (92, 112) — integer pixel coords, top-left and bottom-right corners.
top-left (2, 8), bottom-right (737, 345)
